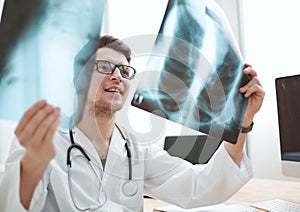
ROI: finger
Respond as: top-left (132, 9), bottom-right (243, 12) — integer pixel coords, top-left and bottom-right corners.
top-left (30, 107), bottom-right (61, 149)
top-left (243, 84), bottom-right (265, 98)
top-left (43, 110), bottom-right (61, 150)
top-left (240, 77), bottom-right (261, 93)
top-left (244, 63), bottom-right (252, 68)
top-left (243, 66), bottom-right (257, 78)
top-left (18, 104), bottom-right (55, 147)
top-left (15, 100), bottom-right (47, 136)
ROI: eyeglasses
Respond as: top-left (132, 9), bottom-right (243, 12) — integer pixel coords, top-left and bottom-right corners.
top-left (95, 60), bottom-right (136, 80)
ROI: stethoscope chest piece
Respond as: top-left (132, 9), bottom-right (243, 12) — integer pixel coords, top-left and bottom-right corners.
top-left (122, 180), bottom-right (138, 196)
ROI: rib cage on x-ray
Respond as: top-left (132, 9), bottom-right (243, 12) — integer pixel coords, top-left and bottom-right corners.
top-left (131, 0), bottom-right (249, 143)
top-left (0, 0), bottom-right (104, 128)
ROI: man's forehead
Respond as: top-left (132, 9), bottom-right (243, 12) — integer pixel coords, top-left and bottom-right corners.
top-left (95, 47), bottom-right (128, 64)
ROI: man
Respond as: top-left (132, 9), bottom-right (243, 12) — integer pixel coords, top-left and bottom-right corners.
top-left (0, 35), bottom-right (265, 211)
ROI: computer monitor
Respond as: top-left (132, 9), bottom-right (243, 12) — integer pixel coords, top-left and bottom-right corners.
top-left (275, 74), bottom-right (300, 179)
top-left (164, 135), bottom-right (222, 164)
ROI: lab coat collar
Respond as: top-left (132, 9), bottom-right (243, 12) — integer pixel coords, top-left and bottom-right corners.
top-left (72, 126), bottom-right (128, 169)
top-left (104, 125), bottom-right (130, 182)
top-left (70, 127), bottom-right (102, 168)
top-left (110, 124), bottom-right (127, 156)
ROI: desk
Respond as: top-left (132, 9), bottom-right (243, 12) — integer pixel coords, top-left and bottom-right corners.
top-left (144, 178), bottom-right (300, 212)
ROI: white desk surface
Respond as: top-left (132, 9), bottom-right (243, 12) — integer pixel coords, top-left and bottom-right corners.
top-left (144, 178), bottom-right (300, 212)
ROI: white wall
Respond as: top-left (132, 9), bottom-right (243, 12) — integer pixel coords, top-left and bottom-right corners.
top-left (243, 0), bottom-right (300, 182)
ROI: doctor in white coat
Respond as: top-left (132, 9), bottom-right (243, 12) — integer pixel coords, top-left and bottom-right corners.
top-left (0, 35), bottom-right (264, 212)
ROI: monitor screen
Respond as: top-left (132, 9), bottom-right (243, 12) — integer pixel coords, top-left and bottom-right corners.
top-left (275, 74), bottom-right (300, 178)
top-left (164, 135), bottom-right (221, 164)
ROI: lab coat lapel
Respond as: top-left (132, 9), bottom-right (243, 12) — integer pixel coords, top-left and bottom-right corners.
top-left (73, 128), bottom-right (104, 173)
top-left (72, 127), bottom-right (129, 186)
top-left (103, 127), bottom-right (128, 182)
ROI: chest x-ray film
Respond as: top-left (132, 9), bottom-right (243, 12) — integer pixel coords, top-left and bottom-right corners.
top-left (0, 0), bottom-right (105, 128)
top-left (131, 0), bottom-right (249, 143)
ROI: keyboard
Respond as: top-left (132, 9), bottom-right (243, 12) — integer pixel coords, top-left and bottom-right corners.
top-left (251, 199), bottom-right (300, 212)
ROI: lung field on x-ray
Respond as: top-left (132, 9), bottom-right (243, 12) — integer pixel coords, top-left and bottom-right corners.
top-left (0, 0), bottom-right (104, 128)
top-left (131, 0), bottom-right (249, 143)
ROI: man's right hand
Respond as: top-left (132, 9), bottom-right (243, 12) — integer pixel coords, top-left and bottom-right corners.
top-left (15, 100), bottom-right (61, 209)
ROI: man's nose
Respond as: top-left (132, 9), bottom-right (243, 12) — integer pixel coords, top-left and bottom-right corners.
top-left (110, 67), bottom-right (123, 81)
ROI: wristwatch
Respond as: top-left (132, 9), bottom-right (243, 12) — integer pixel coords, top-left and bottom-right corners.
top-left (241, 122), bottom-right (254, 133)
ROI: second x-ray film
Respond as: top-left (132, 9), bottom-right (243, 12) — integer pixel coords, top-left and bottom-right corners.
top-left (0, 0), bottom-right (105, 128)
top-left (131, 0), bottom-right (249, 143)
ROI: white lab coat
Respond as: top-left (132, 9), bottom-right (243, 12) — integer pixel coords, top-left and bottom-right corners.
top-left (0, 126), bottom-right (252, 212)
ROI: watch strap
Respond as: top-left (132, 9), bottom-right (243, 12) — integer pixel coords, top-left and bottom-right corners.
top-left (241, 121), bottom-right (254, 133)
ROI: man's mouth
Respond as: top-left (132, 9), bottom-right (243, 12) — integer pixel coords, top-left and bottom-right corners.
top-left (105, 87), bottom-right (121, 94)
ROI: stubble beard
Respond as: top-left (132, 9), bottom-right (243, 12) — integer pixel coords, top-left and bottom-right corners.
top-left (92, 98), bottom-right (122, 118)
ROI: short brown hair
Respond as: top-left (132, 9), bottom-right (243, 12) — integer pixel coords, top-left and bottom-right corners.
top-left (73, 35), bottom-right (132, 85)
top-left (99, 35), bottom-right (131, 63)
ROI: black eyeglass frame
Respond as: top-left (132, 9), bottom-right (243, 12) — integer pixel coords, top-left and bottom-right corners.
top-left (95, 60), bottom-right (136, 80)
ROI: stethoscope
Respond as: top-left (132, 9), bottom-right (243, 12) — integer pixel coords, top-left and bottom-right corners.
top-left (66, 124), bottom-right (138, 211)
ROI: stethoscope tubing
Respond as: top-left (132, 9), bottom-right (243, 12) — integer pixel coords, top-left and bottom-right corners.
top-left (67, 128), bottom-right (91, 167)
top-left (67, 124), bottom-right (137, 198)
